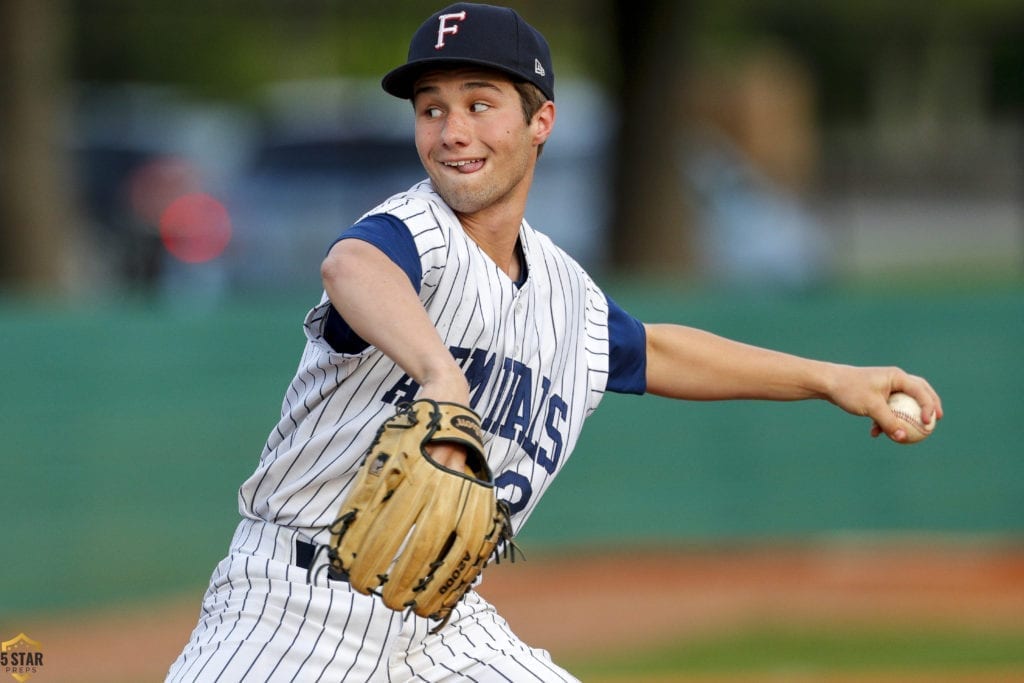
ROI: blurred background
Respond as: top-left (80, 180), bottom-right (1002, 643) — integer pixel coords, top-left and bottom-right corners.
top-left (4, 0), bottom-right (1023, 294)
top-left (2, 0), bottom-right (1023, 680)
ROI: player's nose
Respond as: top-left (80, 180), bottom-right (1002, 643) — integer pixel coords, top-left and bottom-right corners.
top-left (440, 111), bottom-right (471, 147)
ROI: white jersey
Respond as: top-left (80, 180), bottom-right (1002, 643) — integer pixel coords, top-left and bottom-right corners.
top-left (238, 180), bottom-right (612, 543)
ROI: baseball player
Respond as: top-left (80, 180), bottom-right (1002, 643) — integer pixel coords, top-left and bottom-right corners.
top-left (167, 3), bottom-right (943, 681)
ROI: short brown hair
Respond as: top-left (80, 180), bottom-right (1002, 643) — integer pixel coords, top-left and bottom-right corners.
top-left (513, 81), bottom-right (549, 157)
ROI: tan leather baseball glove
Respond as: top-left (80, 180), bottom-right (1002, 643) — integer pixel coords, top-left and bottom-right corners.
top-left (325, 399), bottom-right (512, 630)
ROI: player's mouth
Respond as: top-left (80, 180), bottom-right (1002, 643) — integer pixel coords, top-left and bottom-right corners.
top-left (441, 158), bottom-right (485, 174)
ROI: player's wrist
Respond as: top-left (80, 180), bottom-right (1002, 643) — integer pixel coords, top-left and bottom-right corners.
top-left (809, 360), bottom-right (848, 403)
top-left (419, 365), bottom-right (471, 405)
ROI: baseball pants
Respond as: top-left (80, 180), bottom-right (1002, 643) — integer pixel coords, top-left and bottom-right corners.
top-left (166, 519), bottom-right (579, 682)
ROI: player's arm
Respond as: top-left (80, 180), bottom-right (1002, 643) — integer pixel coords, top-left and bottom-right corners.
top-left (321, 238), bottom-right (470, 408)
top-left (642, 323), bottom-right (942, 442)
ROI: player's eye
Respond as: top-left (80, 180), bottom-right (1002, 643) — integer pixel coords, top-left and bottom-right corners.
top-left (470, 102), bottom-right (490, 113)
top-left (422, 106), bottom-right (444, 119)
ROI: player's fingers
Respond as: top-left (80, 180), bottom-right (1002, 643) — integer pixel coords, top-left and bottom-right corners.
top-left (425, 443), bottom-right (468, 472)
top-left (866, 388), bottom-right (910, 442)
top-left (871, 416), bottom-right (908, 443)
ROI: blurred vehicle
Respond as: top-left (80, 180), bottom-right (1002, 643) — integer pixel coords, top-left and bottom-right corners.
top-left (70, 83), bottom-right (252, 293)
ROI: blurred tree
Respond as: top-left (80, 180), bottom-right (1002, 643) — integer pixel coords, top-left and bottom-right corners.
top-left (67, 1), bottom-right (435, 99)
top-left (607, 0), bottom-right (695, 274)
top-left (0, 0), bottom-right (74, 292)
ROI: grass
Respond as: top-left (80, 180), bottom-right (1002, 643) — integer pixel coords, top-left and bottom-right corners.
top-left (565, 627), bottom-right (1024, 680)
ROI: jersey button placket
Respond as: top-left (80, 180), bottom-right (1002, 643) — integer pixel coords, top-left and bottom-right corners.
top-left (510, 291), bottom-right (527, 357)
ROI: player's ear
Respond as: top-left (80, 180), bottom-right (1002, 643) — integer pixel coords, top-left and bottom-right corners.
top-left (531, 100), bottom-right (555, 147)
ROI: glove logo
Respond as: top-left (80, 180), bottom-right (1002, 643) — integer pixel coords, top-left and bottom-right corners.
top-left (450, 415), bottom-right (483, 443)
top-left (368, 453), bottom-right (389, 476)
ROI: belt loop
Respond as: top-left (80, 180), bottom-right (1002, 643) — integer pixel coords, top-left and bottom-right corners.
top-left (295, 538), bottom-right (317, 569)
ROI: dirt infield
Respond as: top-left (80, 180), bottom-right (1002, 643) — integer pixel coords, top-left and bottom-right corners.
top-left (481, 541), bottom-right (1024, 659)
top-left (11, 540), bottom-right (1024, 682)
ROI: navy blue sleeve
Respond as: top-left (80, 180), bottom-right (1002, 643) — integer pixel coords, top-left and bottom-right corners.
top-left (606, 294), bottom-right (647, 394)
top-left (323, 214), bottom-right (422, 353)
top-left (331, 213), bottom-right (422, 290)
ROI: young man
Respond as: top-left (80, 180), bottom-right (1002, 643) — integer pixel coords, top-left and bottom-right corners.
top-left (167, 4), bottom-right (942, 681)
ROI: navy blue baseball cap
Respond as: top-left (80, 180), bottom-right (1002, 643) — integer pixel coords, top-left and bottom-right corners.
top-left (382, 3), bottom-right (555, 101)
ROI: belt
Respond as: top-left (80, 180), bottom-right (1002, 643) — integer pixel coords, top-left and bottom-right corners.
top-left (295, 539), bottom-right (350, 581)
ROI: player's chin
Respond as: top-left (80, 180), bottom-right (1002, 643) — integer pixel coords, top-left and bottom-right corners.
top-left (430, 180), bottom-right (492, 215)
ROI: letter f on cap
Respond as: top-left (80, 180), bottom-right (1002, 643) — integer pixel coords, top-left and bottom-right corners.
top-left (435, 11), bottom-right (467, 49)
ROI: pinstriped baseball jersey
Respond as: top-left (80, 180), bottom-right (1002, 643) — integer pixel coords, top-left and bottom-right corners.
top-left (168, 178), bottom-right (646, 682)
top-left (238, 180), bottom-right (640, 542)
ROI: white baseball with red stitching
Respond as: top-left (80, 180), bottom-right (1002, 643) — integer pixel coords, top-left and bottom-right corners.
top-left (887, 392), bottom-right (935, 443)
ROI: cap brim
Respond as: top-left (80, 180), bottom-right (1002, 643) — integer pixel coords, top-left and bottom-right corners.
top-left (382, 57), bottom-right (535, 100)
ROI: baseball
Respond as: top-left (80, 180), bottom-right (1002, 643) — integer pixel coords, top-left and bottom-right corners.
top-left (887, 392), bottom-right (935, 443)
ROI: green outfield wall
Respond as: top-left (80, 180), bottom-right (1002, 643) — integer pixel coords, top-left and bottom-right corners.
top-left (2, 280), bottom-right (1021, 615)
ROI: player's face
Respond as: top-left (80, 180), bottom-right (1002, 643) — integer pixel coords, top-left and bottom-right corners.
top-left (412, 69), bottom-right (552, 218)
